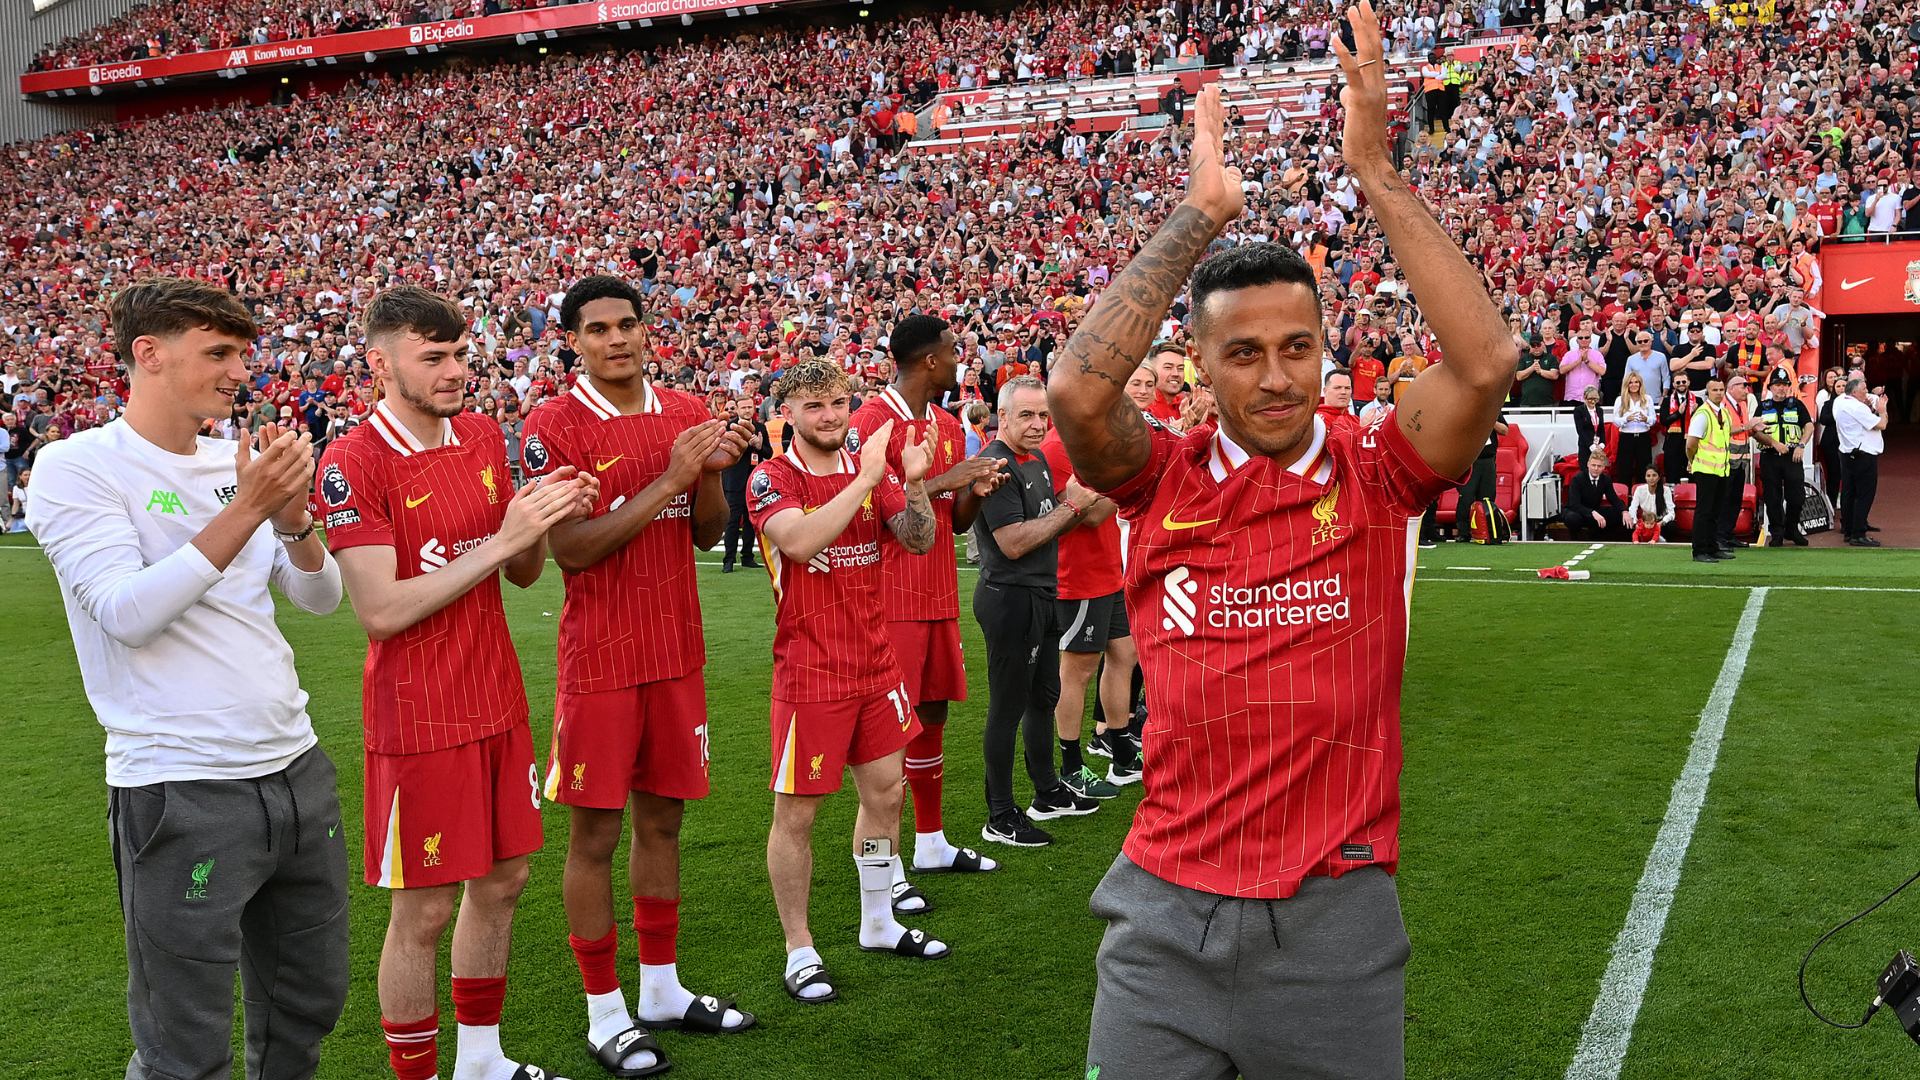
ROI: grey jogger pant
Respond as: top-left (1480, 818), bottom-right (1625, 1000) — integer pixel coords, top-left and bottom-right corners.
top-left (1087, 854), bottom-right (1411, 1080)
top-left (109, 746), bottom-right (351, 1080)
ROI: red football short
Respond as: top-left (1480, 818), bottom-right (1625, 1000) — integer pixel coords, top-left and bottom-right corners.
top-left (769, 682), bottom-right (921, 795)
top-left (363, 723), bottom-right (544, 889)
top-left (545, 672), bottom-right (712, 808)
top-left (885, 619), bottom-right (968, 705)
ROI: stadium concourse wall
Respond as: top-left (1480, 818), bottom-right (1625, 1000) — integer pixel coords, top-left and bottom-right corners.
top-left (0, 0), bottom-right (140, 144)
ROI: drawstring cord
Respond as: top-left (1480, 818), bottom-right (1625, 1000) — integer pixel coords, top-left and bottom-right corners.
top-left (1266, 901), bottom-right (1282, 949)
top-left (1197, 896), bottom-right (1228, 953)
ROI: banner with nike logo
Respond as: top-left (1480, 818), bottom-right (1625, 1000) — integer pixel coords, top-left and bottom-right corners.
top-left (1815, 238), bottom-right (1920, 315)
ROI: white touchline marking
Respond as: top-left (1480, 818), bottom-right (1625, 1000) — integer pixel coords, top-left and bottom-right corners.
top-left (1420, 576), bottom-right (1920, 594)
top-left (1445, 566), bottom-right (1492, 571)
top-left (1564, 587), bottom-right (1768, 1080)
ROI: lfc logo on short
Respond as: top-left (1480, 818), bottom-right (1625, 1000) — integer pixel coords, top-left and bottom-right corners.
top-left (1310, 483), bottom-right (1350, 545)
top-left (808, 754), bottom-right (825, 781)
top-left (423, 832), bottom-right (443, 868)
top-left (571, 762), bottom-right (586, 791)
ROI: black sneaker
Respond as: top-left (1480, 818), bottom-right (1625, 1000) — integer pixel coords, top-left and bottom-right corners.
top-left (981, 811), bottom-right (1051, 847)
top-left (1085, 733), bottom-right (1113, 760)
top-left (1028, 784), bottom-right (1099, 821)
top-left (1106, 759), bottom-right (1143, 787)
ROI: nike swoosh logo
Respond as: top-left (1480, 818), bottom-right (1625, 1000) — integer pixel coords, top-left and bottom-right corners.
top-left (404, 492), bottom-right (432, 508)
top-left (329, 824), bottom-right (338, 837)
top-left (594, 456), bottom-right (623, 471)
top-left (401, 1050), bottom-right (431, 1060)
top-left (1840, 277), bottom-right (1873, 290)
top-left (1162, 513), bottom-right (1221, 531)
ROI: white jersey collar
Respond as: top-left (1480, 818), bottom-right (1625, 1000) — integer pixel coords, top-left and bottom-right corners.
top-left (571, 375), bottom-right (660, 419)
top-left (368, 399), bottom-right (458, 457)
top-left (1209, 415), bottom-right (1330, 484)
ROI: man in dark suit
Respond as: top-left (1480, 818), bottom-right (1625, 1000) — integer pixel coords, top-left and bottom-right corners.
top-left (721, 394), bottom-right (772, 572)
top-left (1559, 451), bottom-right (1626, 540)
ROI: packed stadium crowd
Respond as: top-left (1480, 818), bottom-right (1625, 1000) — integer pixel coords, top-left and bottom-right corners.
top-left (8, 0), bottom-right (1915, 1074)
top-left (8, 0), bottom-right (1918, 545)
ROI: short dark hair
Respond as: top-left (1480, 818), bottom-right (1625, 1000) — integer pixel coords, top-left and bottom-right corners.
top-left (1189, 243), bottom-right (1319, 334)
top-left (111, 277), bottom-right (256, 356)
top-left (365, 286), bottom-right (466, 349)
top-left (561, 275), bottom-right (645, 334)
top-left (889, 314), bottom-right (950, 367)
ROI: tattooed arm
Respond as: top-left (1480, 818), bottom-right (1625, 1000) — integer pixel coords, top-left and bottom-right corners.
top-left (1334, 0), bottom-right (1518, 479)
top-left (887, 482), bottom-right (937, 555)
top-left (886, 420), bottom-right (940, 554)
top-left (1047, 85), bottom-right (1245, 491)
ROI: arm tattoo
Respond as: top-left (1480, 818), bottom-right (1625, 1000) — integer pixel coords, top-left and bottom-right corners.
top-left (890, 485), bottom-right (937, 554)
top-left (1050, 203), bottom-right (1221, 485)
top-left (1410, 409), bottom-right (1424, 432)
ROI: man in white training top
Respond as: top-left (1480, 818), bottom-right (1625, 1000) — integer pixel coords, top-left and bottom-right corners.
top-left (28, 276), bottom-right (350, 1080)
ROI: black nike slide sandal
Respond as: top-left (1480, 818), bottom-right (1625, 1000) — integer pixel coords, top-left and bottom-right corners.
top-left (784, 961), bottom-right (839, 1004)
top-left (639, 994), bottom-right (756, 1035)
top-left (910, 846), bottom-right (997, 874)
top-left (584, 1027), bottom-right (669, 1079)
top-left (859, 927), bottom-right (951, 960)
top-left (891, 879), bottom-right (933, 916)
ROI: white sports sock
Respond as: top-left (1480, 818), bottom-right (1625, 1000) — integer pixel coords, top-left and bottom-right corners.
top-left (639, 961), bottom-right (745, 1029)
top-left (450, 1023), bottom-right (516, 1080)
top-left (913, 829), bottom-right (956, 869)
top-left (586, 989), bottom-right (656, 1073)
top-left (856, 854), bottom-right (907, 947)
top-left (785, 945), bottom-right (833, 1000)
top-left (887, 854), bottom-right (929, 912)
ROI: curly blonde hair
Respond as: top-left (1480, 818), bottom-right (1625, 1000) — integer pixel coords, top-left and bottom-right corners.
top-left (774, 358), bottom-right (851, 404)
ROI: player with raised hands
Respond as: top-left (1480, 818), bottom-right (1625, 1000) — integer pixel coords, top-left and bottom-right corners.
top-left (1048, 7), bottom-right (1517, 1076)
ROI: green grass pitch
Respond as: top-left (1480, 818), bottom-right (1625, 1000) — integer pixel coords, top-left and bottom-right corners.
top-left (1, 534), bottom-right (1917, 1079)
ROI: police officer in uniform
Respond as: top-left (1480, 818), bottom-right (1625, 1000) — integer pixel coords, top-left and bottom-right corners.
top-left (1753, 369), bottom-right (1813, 546)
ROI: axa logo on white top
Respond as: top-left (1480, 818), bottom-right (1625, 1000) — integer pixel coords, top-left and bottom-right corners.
top-left (1160, 566), bottom-right (1352, 634)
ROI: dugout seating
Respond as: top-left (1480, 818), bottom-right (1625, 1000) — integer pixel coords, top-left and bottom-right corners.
top-left (1672, 482), bottom-right (1759, 540)
top-left (1434, 423), bottom-right (1528, 526)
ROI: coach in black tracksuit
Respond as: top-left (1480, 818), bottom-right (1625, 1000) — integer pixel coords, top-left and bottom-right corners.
top-left (972, 376), bottom-right (1098, 845)
top-left (721, 397), bottom-right (771, 572)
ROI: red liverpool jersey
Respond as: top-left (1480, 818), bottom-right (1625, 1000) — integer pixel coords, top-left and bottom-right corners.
top-left (521, 377), bottom-right (708, 693)
top-left (1099, 411), bottom-right (1459, 899)
top-left (319, 402), bottom-right (527, 756)
top-left (849, 386), bottom-right (965, 621)
top-left (1039, 428), bottom-right (1123, 601)
top-left (747, 446), bottom-right (908, 702)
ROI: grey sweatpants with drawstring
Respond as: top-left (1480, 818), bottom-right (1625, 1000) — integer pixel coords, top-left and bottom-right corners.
top-left (1086, 854), bottom-right (1411, 1080)
top-left (109, 745), bottom-right (350, 1080)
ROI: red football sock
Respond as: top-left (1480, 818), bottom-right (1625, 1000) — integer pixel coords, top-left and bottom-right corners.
top-left (904, 724), bottom-right (946, 834)
top-left (569, 927), bottom-right (621, 996)
top-left (382, 1013), bottom-right (439, 1080)
top-left (633, 895), bottom-right (679, 966)
top-left (450, 975), bottom-right (507, 1028)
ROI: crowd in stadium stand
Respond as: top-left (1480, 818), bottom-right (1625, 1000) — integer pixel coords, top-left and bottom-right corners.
top-left (7, 0), bottom-right (1920, 535)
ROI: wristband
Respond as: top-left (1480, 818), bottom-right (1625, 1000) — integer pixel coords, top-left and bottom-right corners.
top-left (1064, 500), bottom-right (1083, 516)
top-left (273, 518), bottom-right (316, 544)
